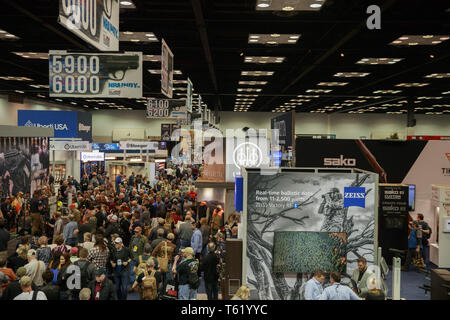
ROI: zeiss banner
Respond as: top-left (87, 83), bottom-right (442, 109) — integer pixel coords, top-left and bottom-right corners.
top-left (18, 110), bottom-right (92, 142)
top-left (49, 51), bottom-right (143, 98)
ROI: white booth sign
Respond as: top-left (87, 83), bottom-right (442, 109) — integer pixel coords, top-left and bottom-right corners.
top-left (81, 152), bottom-right (104, 162)
top-left (50, 140), bottom-right (91, 151)
top-left (119, 141), bottom-right (158, 150)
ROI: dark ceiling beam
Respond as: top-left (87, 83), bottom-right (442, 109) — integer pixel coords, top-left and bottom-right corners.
top-left (190, 0), bottom-right (221, 111)
top-left (1, 0), bottom-right (90, 51)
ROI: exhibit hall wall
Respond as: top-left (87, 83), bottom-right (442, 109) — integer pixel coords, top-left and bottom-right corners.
top-left (244, 170), bottom-right (377, 300)
top-left (1, 96), bottom-right (450, 140)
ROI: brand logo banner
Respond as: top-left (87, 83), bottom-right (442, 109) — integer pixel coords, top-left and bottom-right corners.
top-left (18, 110), bottom-right (78, 139)
top-left (49, 51), bottom-right (143, 98)
top-left (119, 141), bottom-right (158, 150)
top-left (50, 140), bottom-right (91, 151)
top-left (344, 187), bottom-right (366, 208)
top-left (81, 151), bottom-right (104, 162)
top-left (92, 143), bottom-right (120, 151)
top-left (161, 39), bottom-right (174, 98)
top-left (77, 111), bottom-right (92, 142)
top-left (58, 0), bottom-right (119, 51)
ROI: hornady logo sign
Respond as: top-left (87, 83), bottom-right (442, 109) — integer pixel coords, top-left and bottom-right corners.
top-left (24, 120), bottom-right (68, 131)
top-left (344, 187), bottom-right (366, 208)
top-left (442, 153), bottom-right (450, 176)
top-left (324, 155), bottom-right (356, 167)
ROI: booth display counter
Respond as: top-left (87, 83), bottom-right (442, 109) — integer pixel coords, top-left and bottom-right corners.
top-left (429, 184), bottom-right (450, 268)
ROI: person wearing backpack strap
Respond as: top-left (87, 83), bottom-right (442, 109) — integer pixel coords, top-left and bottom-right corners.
top-left (72, 248), bottom-right (95, 299)
top-left (132, 258), bottom-right (161, 300)
top-left (173, 247), bottom-right (199, 300)
top-left (416, 213), bottom-right (432, 268)
top-left (128, 226), bottom-right (148, 286)
top-left (13, 276), bottom-right (47, 300)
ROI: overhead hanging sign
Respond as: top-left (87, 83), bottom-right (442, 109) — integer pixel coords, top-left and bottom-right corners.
top-left (119, 141), bottom-right (158, 150)
top-left (186, 78), bottom-right (193, 113)
top-left (81, 151), bottom-right (105, 162)
top-left (146, 99), bottom-right (187, 119)
top-left (161, 39), bottom-right (174, 98)
top-left (58, 0), bottom-right (120, 52)
top-left (50, 140), bottom-right (91, 151)
top-left (49, 51), bottom-right (143, 98)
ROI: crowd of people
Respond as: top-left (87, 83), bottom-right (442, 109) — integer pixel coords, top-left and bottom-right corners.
top-left (0, 163), bottom-right (241, 300)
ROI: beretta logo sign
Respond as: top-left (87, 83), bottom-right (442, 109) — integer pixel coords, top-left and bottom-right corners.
top-left (343, 187), bottom-right (366, 208)
top-left (443, 153), bottom-right (450, 176)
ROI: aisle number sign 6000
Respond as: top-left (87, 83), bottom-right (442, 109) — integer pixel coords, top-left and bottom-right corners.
top-left (146, 99), bottom-right (187, 119)
top-left (49, 51), bottom-right (143, 98)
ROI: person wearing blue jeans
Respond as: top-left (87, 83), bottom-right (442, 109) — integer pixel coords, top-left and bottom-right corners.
top-left (174, 247), bottom-right (199, 300)
top-left (110, 237), bottom-right (132, 300)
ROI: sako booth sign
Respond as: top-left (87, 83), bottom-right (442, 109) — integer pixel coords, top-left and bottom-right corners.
top-left (18, 110), bottom-right (92, 142)
top-left (81, 152), bottom-right (105, 162)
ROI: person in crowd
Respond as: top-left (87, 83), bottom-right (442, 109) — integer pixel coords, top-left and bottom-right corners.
top-left (173, 247), bottom-right (199, 300)
top-left (0, 219), bottom-right (10, 262)
top-left (201, 242), bottom-right (220, 300)
top-left (304, 270), bottom-right (325, 300)
top-left (350, 257), bottom-right (373, 298)
top-left (149, 217), bottom-right (168, 243)
top-left (0, 258), bottom-right (16, 292)
top-left (105, 215), bottom-right (121, 242)
top-left (89, 268), bottom-right (116, 300)
top-left (81, 232), bottom-right (95, 251)
top-left (402, 220), bottom-right (423, 272)
top-left (88, 234), bottom-right (110, 271)
top-left (191, 221), bottom-right (203, 260)
top-left (72, 248), bottom-right (96, 300)
top-left (52, 235), bottom-right (69, 256)
top-left (41, 269), bottom-right (60, 300)
top-left (78, 216), bottom-right (97, 244)
top-left (210, 205), bottom-right (224, 237)
top-left (151, 228), bottom-right (166, 252)
top-left (63, 214), bottom-right (79, 247)
top-left (36, 236), bottom-right (52, 267)
top-left (416, 213), bottom-right (431, 268)
top-left (79, 288), bottom-right (91, 300)
top-left (56, 252), bottom-right (72, 300)
top-left (1, 266), bottom-right (37, 300)
top-left (231, 285), bottom-right (250, 300)
top-left (24, 249), bottom-right (46, 288)
top-left (319, 272), bottom-right (361, 300)
top-left (110, 237), bottom-right (131, 300)
top-left (128, 226), bottom-right (147, 286)
top-left (69, 246), bottom-right (79, 263)
top-left (131, 258), bottom-right (161, 300)
top-left (199, 218), bottom-right (210, 257)
top-left (177, 214), bottom-right (193, 249)
top-left (365, 277), bottom-right (386, 300)
top-left (13, 276), bottom-right (47, 300)
top-left (8, 246), bottom-right (28, 273)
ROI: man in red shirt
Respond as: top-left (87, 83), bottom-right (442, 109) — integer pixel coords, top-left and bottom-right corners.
top-left (188, 187), bottom-right (197, 202)
top-left (89, 269), bottom-right (116, 300)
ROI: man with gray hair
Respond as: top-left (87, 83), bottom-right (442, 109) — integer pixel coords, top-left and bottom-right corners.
top-left (13, 276), bottom-right (47, 300)
top-left (200, 242), bottom-right (220, 300)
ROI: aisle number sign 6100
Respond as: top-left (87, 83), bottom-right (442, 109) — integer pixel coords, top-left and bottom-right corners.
top-left (146, 99), bottom-right (187, 119)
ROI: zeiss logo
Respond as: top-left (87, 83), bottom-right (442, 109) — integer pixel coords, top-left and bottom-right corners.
top-left (108, 82), bottom-right (140, 89)
top-left (344, 187), bottom-right (366, 208)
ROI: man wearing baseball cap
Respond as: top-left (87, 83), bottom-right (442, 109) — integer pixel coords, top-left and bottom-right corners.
top-left (109, 237), bottom-right (131, 300)
top-left (89, 269), bottom-right (116, 300)
top-left (173, 247), bottom-right (200, 300)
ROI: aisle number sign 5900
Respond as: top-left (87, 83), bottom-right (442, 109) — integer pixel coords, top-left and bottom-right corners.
top-left (49, 51), bottom-right (143, 98)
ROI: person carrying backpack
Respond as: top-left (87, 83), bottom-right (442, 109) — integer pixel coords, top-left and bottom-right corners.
top-left (173, 247), bottom-right (200, 300)
top-left (128, 226), bottom-right (148, 286)
top-left (132, 258), bottom-right (161, 300)
top-left (72, 248), bottom-right (96, 300)
top-left (133, 244), bottom-right (157, 279)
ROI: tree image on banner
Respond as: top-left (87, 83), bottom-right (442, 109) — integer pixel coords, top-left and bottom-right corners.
top-left (246, 173), bottom-right (374, 300)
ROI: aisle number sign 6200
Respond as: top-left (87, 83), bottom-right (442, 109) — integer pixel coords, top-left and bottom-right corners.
top-left (146, 99), bottom-right (187, 119)
top-left (49, 51), bottom-right (143, 98)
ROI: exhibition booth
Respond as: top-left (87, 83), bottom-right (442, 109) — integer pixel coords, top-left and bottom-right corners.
top-left (0, 125), bottom-right (53, 197)
top-left (241, 167), bottom-right (378, 300)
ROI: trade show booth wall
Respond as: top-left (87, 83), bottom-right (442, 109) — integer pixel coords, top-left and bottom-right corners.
top-left (242, 167), bottom-right (378, 300)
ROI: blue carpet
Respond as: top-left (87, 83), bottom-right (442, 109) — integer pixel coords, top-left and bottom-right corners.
top-left (385, 264), bottom-right (431, 300)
